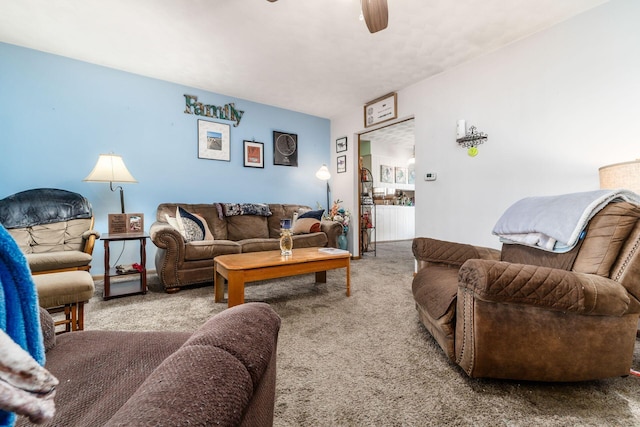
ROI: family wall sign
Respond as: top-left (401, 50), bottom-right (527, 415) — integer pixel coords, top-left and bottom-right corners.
top-left (183, 94), bottom-right (245, 127)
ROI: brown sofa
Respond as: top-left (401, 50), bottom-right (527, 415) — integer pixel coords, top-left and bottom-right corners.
top-left (150, 203), bottom-right (343, 292)
top-left (16, 302), bottom-right (281, 427)
top-left (412, 201), bottom-right (640, 382)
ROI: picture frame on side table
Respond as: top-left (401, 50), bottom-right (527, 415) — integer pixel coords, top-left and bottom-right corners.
top-left (337, 155), bottom-right (346, 173)
top-left (108, 213), bottom-right (144, 234)
top-left (273, 131), bottom-right (298, 166)
top-left (336, 137), bottom-right (347, 153)
top-left (198, 120), bottom-right (230, 161)
top-left (243, 140), bottom-right (264, 168)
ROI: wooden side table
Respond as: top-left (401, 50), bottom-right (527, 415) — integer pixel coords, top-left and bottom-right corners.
top-left (101, 232), bottom-right (149, 300)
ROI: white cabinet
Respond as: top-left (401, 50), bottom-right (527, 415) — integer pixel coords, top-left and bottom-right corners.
top-left (375, 206), bottom-right (415, 242)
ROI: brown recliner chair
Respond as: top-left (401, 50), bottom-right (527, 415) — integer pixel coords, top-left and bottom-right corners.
top-left (412, 201), bottom-right (640, 382)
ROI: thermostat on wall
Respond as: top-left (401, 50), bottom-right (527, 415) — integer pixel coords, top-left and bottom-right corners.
top-left (424, 172), bottom-right (437, 181)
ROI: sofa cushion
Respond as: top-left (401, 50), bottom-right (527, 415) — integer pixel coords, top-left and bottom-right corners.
top-left (240, 238), bottom-right (280, 253)
top-left (7, 228), bottom-right (32, 251)
top-left (298, 209), bottom-right (324, 221)
top-left (184, 240), bottom-right (241, 261)
top-left (30, 222), bottom-right (66, 253)
top-left (227, 216), bottom-right (269, 240)
top-left (292, 218), bottom-right (321, 234)
top-left (63, 218), bottom-right (93, 251)
top-left (34, 270), bottom-right (95, 308)
top-left (412, 264), bottom-right (460, 320)
top-left (26, 251), bottom-right (93, 273)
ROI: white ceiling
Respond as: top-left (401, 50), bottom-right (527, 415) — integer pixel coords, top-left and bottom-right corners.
top-left (0, 0), bottom-right (608, 119)
top-left (362, 118), bottom-right (415, 151)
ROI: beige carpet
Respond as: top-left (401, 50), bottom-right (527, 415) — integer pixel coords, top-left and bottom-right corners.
top-left (83, 241), bottom-right (640, 426)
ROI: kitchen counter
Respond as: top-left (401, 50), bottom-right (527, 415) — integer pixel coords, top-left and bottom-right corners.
top-left (375, 205), bottom-right (415, 242)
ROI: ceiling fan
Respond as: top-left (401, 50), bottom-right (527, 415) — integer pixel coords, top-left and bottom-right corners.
top-left (266, 0), bottom-right (388, 34)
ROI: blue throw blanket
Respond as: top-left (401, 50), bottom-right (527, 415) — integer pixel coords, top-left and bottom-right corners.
top-left (492, 190), bottom-right (640, 253)
top-left (0, 224), bottom-right (44, 426)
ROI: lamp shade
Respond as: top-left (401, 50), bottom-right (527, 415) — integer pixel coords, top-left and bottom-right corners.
top-left (599, 159), bottom-right (640, 194)
top-left (84, 154), bottom-right (137, 183)
top-left (315, 164), bottom-right (331, 181)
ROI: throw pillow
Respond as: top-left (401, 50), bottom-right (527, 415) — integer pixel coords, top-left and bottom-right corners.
top-left (298, 209), bottom-right (324, 221)
top-left (292, 218), bottom-right (322, 234)
top-left (177, 207), bottom-right (205, 242)
top-left (193, 213), bottom-right (214, 241)
top-left (165, 213), bottom-right (181, 232)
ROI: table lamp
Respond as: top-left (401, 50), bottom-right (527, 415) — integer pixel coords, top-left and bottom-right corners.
top-left (599, 159), bottom-right (640, 195)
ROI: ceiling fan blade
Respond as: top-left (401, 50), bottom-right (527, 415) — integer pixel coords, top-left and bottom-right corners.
top-left (362, 0), bottom-right (388, 33)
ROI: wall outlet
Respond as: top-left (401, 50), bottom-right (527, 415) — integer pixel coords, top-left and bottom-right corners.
top-left (424, 173), bottom-right (437, 181)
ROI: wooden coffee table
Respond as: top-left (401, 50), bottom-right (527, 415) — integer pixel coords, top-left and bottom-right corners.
top-left (214, 247), bottom-right (351, 307)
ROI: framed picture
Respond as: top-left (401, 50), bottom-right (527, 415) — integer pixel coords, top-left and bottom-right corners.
top-left (408, 166), bottom-right (415, 185)
top-left (364, 92), bottom-right (397, 128)
top-left (337, 155), bottom-right (346, 173)
top-left (336, 137), bottom-right (347, 153)
top-left (395, 167), bottom-right (407, 184)
top-left (108, 213), bottom-right (144, 234)
top-left (198, 120), bottom-right (230, 161)
top-left (380, 165), bottom-right (394, 183)
top-left (273, 131), bottom-right (298, 166)
top-left (243, 140), bottom-right (264, 168)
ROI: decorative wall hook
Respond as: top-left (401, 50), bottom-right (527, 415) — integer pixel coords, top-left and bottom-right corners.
top-left (457, 125), bottom-right (488, 157)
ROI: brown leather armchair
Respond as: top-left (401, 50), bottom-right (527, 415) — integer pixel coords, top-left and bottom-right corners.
top-left (412, 201), bottom-right (640, 382)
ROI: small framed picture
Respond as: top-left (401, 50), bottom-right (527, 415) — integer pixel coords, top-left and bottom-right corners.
top-left (408, 166), bottom-right (416, 185)
top-left (243, 140), bottom-right (264, 168)
top-left (337, 155), bottom-right (346, 173)
top-left (395, 167), bottom-right (407, 184)
top-left (108, 213), bottom-right (144, 234)
top-left (380, 165), bottom-right (394, 183)
top-left (198, 120), bottom-right (230, 161)
top-left (273, 131), bottom-right (298, 167)
top-left (336, 137), bottom-right (347, 153)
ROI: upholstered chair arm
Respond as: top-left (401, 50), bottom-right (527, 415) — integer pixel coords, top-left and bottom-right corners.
top-left (150, 221), bottom-right (186, 253)
top-left (38, 307), bottom-right (56, 352)
top-left (81, 230), bottom-right (101, 255)
top-left (320, 220), bottom-right (343, 248)
top-left (413, 237), bottom-right (500, 272)
top-left (458, 259), bottom-right (635, 316)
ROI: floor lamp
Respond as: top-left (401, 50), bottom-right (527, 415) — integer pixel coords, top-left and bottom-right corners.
top-left (315, 164), bottom-right (331, 212)
top-left (84, 153), bottom-right (138, 213)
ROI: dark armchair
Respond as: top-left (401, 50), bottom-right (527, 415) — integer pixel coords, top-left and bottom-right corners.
top-left (0, 188), bottom-right (100, 274)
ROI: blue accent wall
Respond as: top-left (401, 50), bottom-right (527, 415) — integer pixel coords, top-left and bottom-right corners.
top-left (0, 42), bottom-right (330, 274)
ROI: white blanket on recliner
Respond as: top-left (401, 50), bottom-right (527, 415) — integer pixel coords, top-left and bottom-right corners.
top-left (492, 189), bottom-right (640, 253)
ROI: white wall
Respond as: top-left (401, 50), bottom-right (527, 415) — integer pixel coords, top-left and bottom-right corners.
top-left (331, 0), bottom-right (640, 253)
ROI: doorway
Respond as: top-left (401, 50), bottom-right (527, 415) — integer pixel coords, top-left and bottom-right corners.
top-left (358, 118), bottom-right (416, 257)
